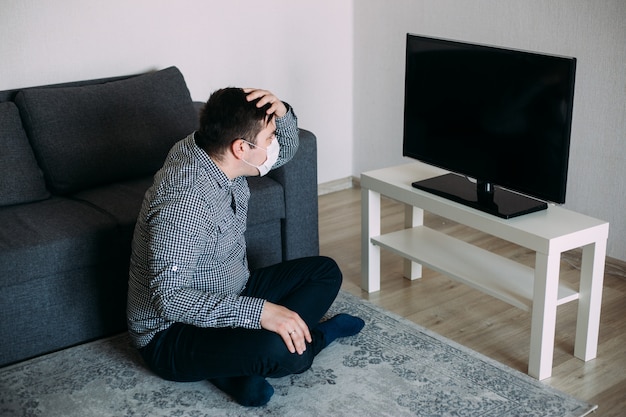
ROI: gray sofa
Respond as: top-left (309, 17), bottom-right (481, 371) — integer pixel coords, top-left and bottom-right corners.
top-left (0, 66), bottom-right (319, 367)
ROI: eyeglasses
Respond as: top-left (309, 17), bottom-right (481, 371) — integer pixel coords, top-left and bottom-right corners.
top-left (240, 133), bottom-right (276, 151)
top-left (241, 139), bottom-right (268, 152)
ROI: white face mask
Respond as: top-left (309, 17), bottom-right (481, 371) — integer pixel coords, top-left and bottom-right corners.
top-left (242, 138), bottom-right (280, 176)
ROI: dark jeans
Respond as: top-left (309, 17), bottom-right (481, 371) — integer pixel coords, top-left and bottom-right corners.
top-left (139, 256), bottom-right (342, 382)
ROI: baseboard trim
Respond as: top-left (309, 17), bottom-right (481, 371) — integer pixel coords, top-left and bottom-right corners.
top-left (318, 176), bottom-right (359, 196)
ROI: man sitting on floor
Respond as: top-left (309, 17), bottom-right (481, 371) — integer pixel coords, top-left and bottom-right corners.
top-left (127, 87), bottom-right (364, 406)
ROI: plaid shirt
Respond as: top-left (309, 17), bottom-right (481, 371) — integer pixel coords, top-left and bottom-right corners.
top-left (127, 109), bottom-right (299, 349)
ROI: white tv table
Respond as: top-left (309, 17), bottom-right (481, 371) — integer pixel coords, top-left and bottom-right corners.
top-left (360, 163), bottom-right (609, 380)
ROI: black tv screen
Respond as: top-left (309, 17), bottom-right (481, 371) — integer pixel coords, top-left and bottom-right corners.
top-left (403, 34), bottom-right (576, 218)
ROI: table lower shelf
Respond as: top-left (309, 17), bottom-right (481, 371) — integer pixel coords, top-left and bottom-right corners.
top-left (371, 226), bottom-right (579, 311)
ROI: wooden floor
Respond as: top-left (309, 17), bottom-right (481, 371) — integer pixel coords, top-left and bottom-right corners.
top-left (319, 186), bottom-right (626, 417)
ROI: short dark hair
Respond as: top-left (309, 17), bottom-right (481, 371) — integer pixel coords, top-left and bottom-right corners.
top-left (195, 87), bottom-right (274, 158)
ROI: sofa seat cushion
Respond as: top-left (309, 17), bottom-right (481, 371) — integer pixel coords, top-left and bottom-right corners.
top-left (0, 102), bottom-right (49, 206)
top-left (15, 66), bottom-right (198, 195)
top-left (0, 197), bottom-right (123, 286)
top-left (71, 176), bottom-right (154, 235)
top-left (73, 175), bottom-right (287, 228)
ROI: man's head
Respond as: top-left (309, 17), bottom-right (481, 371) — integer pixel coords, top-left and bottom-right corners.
top-left (195, 88), bottom-right (275, 160)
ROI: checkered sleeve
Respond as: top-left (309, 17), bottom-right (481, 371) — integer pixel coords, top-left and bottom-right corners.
top-left (271, 105), bottom-right (300, 170)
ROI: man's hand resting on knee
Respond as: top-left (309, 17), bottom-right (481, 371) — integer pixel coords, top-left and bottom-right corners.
top-left (260, 302), bottom-right (312, 355)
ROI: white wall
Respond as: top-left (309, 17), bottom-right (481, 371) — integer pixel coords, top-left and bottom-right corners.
top-left (354, 0), bottom-right (626, 261)
top-left (0, 0), bottom-right (353, 184)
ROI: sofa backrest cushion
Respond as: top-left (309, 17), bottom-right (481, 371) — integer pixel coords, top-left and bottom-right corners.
top-left (0, 102), bottom-right (50, 206)
top-left (15, 66), bottom-right (198, 195)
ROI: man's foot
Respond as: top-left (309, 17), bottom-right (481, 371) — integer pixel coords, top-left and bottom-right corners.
top-left (316, 313), bottom-right (365, 348)
top-left (209, 375), bottom-right (274, 407)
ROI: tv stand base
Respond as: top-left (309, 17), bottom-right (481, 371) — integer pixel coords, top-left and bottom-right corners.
top-left (412, 173), bottom-right (547, 219)
top-left (361, 163), bottom-right (609, 380)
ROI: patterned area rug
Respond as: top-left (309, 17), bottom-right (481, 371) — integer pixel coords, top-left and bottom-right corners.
top-left (0, 291), bottom-right (596, 417)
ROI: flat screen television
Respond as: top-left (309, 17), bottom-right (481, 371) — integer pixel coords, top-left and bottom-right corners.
top-left (403, 34), bottom-right (577, 218)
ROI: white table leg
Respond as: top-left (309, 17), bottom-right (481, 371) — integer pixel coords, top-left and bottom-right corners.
top-left (528, 252), bottom-right (561, 380)
top-left (574, 240), bottom-right (607, 361)
top-left (361, 188), bottom-right (381, 292)
top-left (403, 205), bottom-right (423, 280)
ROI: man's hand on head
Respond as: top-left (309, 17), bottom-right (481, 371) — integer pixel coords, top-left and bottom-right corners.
top-left (243, 88), bottom-right (287, 118)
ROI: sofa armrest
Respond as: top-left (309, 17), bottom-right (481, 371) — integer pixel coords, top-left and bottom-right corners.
top-left (268, 129), bottom-right (319, 260)
top-left (193, 101), bottom-right (204, 114)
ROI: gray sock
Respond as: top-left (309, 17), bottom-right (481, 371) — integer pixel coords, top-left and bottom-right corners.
top-left (209, 375), bottom-right (274, 407)
top-left (316, 313), bottom-right (365, 348)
